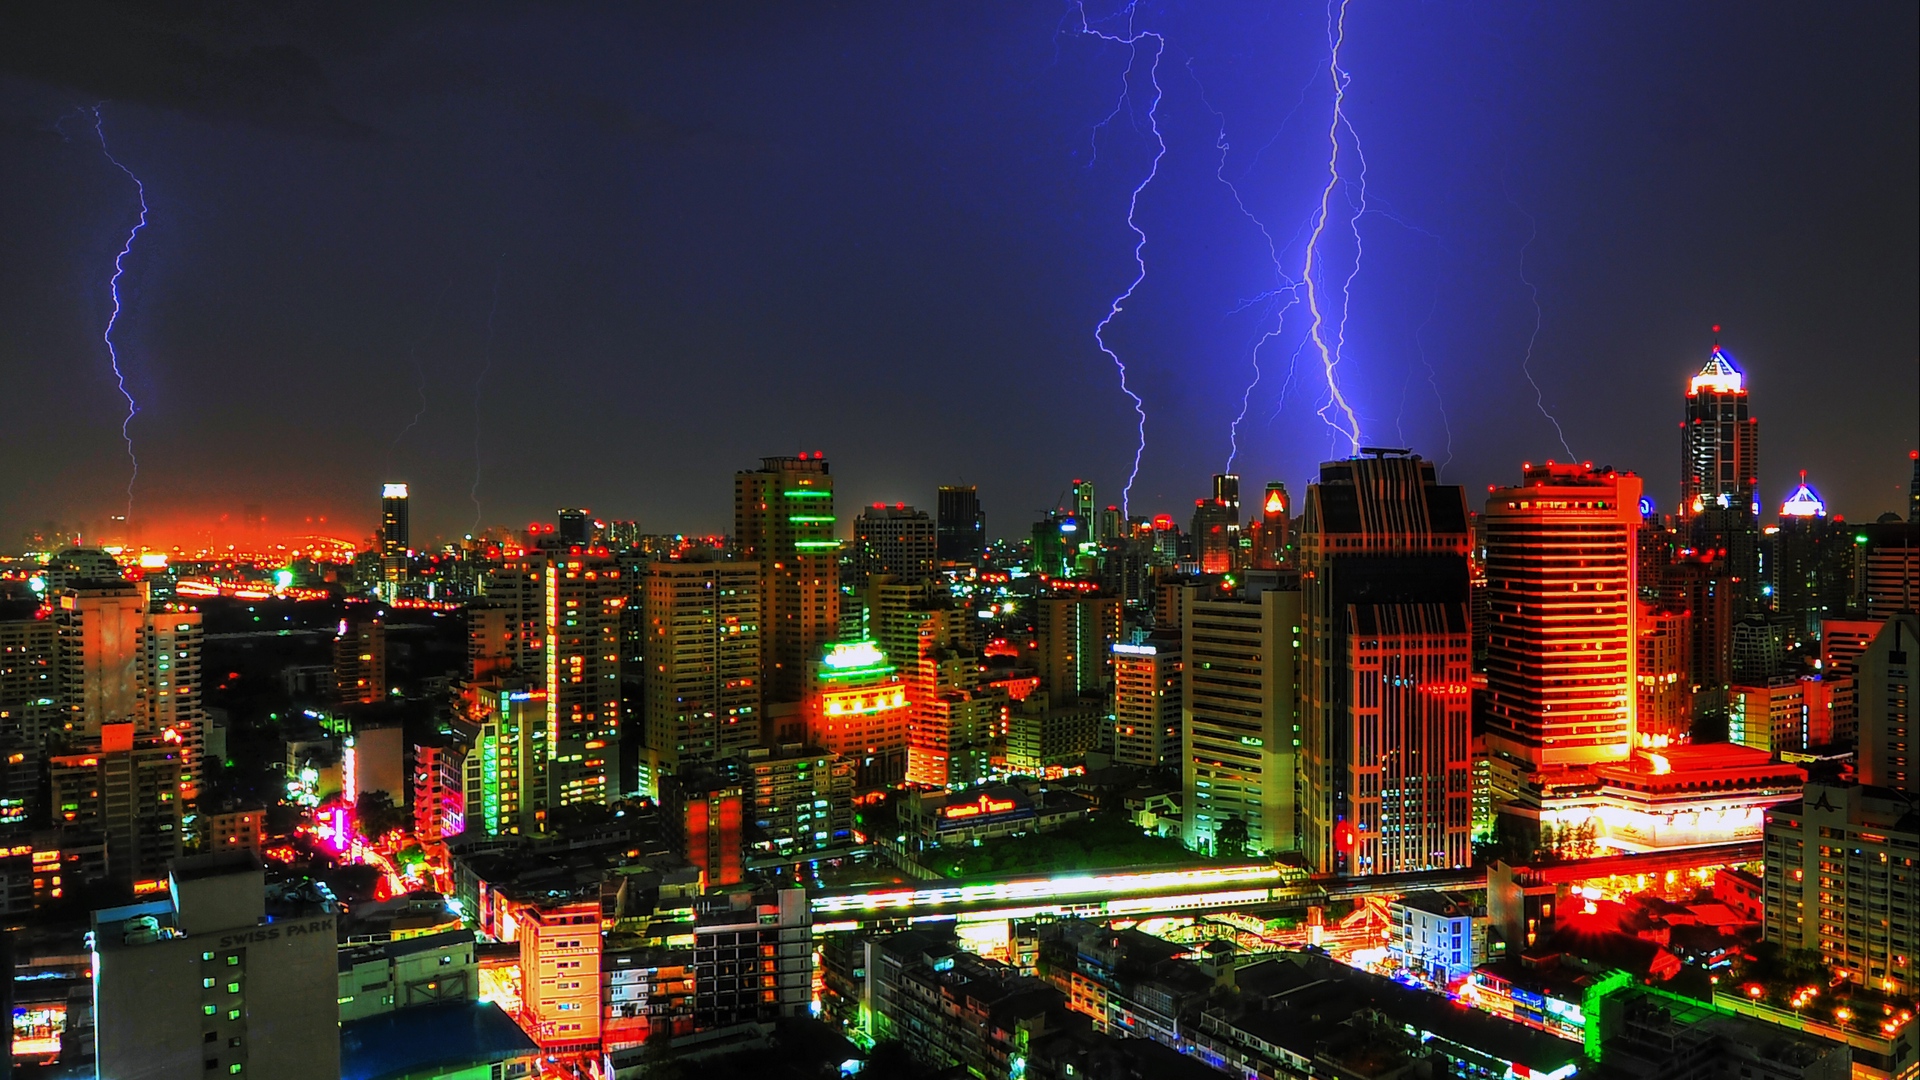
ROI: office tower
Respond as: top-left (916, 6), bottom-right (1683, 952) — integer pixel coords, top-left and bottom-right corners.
top-left (517, 899), bottom-right (603, 1051)
top-left (90, 852), bottom-right (340, 1080)
top-left (1483, 464), bottom-right (1642, 809)
top-left (1112, 632), bottom-right (1181, 768)
top-left (805, 640), bottom-right (910, 788)
top-left (1858, 614), bottom-right (1917, 793)
top-left (332, 613), bottom-right (387, 704)
top-left (50, 722), bottom-right (181, 888)
top-left (1680, 342), bottom-right (1759, 519)
top-left (642, 561), bottom-right (762, 794)
top-left (544, 550), bottom-right (623, 808)
top-left (853, 504), bottom-right (937, 585)
top-left (381, 483), bottom-right (411, 555)
top-left (1191, 497), bottom-right (1238, 575)
top-left (138, 606), bottom-right (204, 804)
top-left (1820, 616), bottom-right (1880, 746)
top-left (56, 581), bottom-right (144, 736)
top-left (1728, 615), bottom-right (1786, 684)
top-left (1184, 586), bottom-right (1299, 857)
top-left (1856, 519), bottom-right (1920, 621)
top-left (1661, 553), bottom-right (1736, 719)
top-left (735, 455), bottom-right (841, 704)
top-left (1030, 511), bottom-right (1077, 578)
top-left (481, 558), bottom-right (547, 675)
top-left (935, 485), bottom-right (986, 565)
top-left (1213, 472), bottom-right (1242, 523)
top-left (682, 780), bottom-right (746, 888)
top-left (1250, 482), bottom-right (1291, 569)
top-left (1635, 604), bottom-right (1690, 746)
top-left (0, 613), bottom-right (56, 712)
top-left (1035, 593), bottom-right (1121, 706)
top-left (1764, 614), bottom-right (1920, 994)
top-left (1300, 451), bottom-right (1473, 877)
top-left (381, 483), bottom-right (410, 600)
top-left (467, 600), bottom-right (517, 683)
top-left (1072, 479), bottom-right (1098, 544)
top-left (556, 507), bottom-right (593, 547)
top-left (1768, 475), bottom-right (1853, 645)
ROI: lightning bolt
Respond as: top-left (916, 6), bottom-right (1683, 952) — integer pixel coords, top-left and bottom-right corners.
top-left (1299, 0), bottom-right (1364, 454)
top-left (1069, 2), bottom-right (1165, 517)
top-left (91, 106), bottom-right (148, 524)
top-left (1413, 280), bottom-right (1454, 471)
top-left (469, 257), bottom-right (505, 535)
top-left (1190, 61), bottom-right (1311, 474)
top-left (392, 276), bottom-right (455, 454)
top-left (1508, 190), bottom-right (1574, 458)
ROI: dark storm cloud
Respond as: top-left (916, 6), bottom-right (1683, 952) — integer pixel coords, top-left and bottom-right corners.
top-left (0, 0), bottom-right (379, 135)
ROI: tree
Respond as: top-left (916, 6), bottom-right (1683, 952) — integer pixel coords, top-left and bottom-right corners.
top-left (1215, 816), bottom-right (1250, 860)
top-left (353, 790), bottom-right (407, 839)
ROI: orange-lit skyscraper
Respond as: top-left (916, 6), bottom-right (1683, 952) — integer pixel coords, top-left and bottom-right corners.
top-left (544, 549), bottom-right (623, 809)
top-left (1300, 451), bottom-right (1473, 877)
top-left (1112, 632), bottom-right (1181, 769)
top-left (641, 560), bottom-right (762, 794)
top-left (1483, 463), bottom-right (1643, 819)
top-left (735, 455), bottom-right (840, 705)
top-left (1680, 341), bottom-right (1759, 519)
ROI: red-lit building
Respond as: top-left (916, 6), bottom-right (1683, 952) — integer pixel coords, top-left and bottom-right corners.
top-left (804, 640), bottom-right (909, 789)
top-left (683, 783), bottom-right (744, 889)
top-left (1681, 343), bottom-right (1759, 519)
top-left (1249, 481), bottom-right (1291, 569)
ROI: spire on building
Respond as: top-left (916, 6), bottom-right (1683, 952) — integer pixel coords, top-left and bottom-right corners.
top-left (1780, 471), bottom-right (1826, 519)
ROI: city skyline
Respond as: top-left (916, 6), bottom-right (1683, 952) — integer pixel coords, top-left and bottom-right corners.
top-left (2, 3), bottom-right (1915, 544)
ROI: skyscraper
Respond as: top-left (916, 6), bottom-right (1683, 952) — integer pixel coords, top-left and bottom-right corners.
top-left (1112, 632), bottom-right (1181, 769)
top-left (556, 507), bottom-right (593, 547)
top-left (1768, 474), bottom-right (1853, 646)
top-left (1072, 479), bottom-right (1098, 544)
top-left (1482, 463), bottom-right (1643, 822)
top-left (332, 613), bottom-right (386, 704)
top-left (935, 485), bottom-right (985, 565)
top-left (1035, 593), bottom-right (1121, 706)
top-left (544, 549), bottom-right (624, 808)
top-left (1183, 587), bottom-right (1297, 856)
top-left (642, 561), bottom-right (762, 794)
top-left (1250, 482), bottom-right (1291, 570)
top-left (138, 605), bottom-right (205, 805)
top-left (1680, 341), bottom-right (1759, 519)
top-left (736, 455), bottom-right (840, 704)
top-left (1300, 451), bottom-right (1473, 877)
top-left (381, 483), bottom-right (410, 600)
top-left (853, 504), bottom-right (936, 585)
top-left (56, 581), bottom-right (144, 736)
top-left (1858, 614), bottom-right (1917, 794)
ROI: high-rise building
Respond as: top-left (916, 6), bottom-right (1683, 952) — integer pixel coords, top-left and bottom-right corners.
top-left (805, 639), bottom-right (910, 788)
top-left (413, 737), bottom-right (466, 841)
top-left (1635, 603), bottom-right (1690, 747)
top-left (50, 722), bottom-right (182, 888)
top-left (853, 504), bottom-right (936, 585)
top-left (1300, 451), bottom-right (1473, 877)
top-left (1680, 342), bottom-right (1759, 519)
top-left (1072, 479), bottom-right (1099, 544)
top-left (90, 852), bottom-right (340, 1080)
top-left (935, 485), bottom-right (986, 565)
top-left (1250, 482), bottom-right (1291, 570)
top-left (1112, 632), bottom-right (1181, 769)
top-left (56, 581), bottom-right (144, 736)
top-left (641, 561), bottom-right (762, 795)
top-left (1035, 593), bottom-right (1121, 706)
top-left (1858, 614), bottom-right (1917, 794)
top-left (1820, 616), bottom-right (1881, 746)
top-left (1767, 475), bottom-right (1854, 646)
top-left (138, 605), bottom-right (204, 804)
top-left (1661, 553), bottom-right (1737, 720)
top-left (1856, 520), bottom-right (1920, 622)
top-left (739, 744), bottom-right (855, 859)
top-left (465, 687), bottom-right (547, 836)
top-left (0, 612), bottom-right (57, 713)
top-left (868, 579), bottom-right (1000, 790)
top-left (735, 455), bottom-right (841, 704)
top-left (556, 507), bottom-right (593, 547)
top-left (1191, 498), bottom-right (1238, 575)
top-left (1183, 587), bottom-right (1299, 857)
top-left (1213, 472), bottom-right (1242, 523)
top-left (482, 558), bottom-right (548, 675)
top-left (543, 550), bottom-right (624, 808)
top-left (381, 483), bottom-right (411, 600)
top-left (1482, 464), bottom-right (1643, 821)
top-left (332, 613), bottom-right (387, 704)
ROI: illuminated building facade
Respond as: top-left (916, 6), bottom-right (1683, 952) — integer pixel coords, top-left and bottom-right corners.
top-left (682, 782), bottom-right (745, 888)
top-left (1191, 497), bottom-right (1238, 575)
top-left (1250, 481), bottom-right (1291, 569)
top-left (602, 947), bottom-right (695, 1048)
top-left (1858, 614), bottom-right (1917, 794)
top-left (56, 581), bottom-right (143, 736)
top-left (804, 639), bottom-right (909, 787)
top-left (464, 687), bottom-right (545, 836)
top-left (735, 454), bottom-right (840, 705)
top-left (1730, 676), bottom-right (1835, 755)
top-left (1183, 586), bottom-right (1299, 858)
top-left (1300, 452), bottom-right (1473, 876)
top-left (1036, 593), bottom-right (1121, 705)
top-left (481, 559), bottom-right (547, 675)
top-left (1768, 476), bottom-right (1854, 645)
top-left (1112, 633), bottom-right (1181, 768)
top-left (853, 503), bottom-right (936, 585)
top-left (49, 722), bottom-right (181, 889)
top-left (91, 853), bottom-right (340, 1080)
top-left (1636, 604), bottom-right (1690, 746)
top-left (1858, 521), bottom-right (1920, 621)
top-left (412, 738), bottom-right (466, 841)
top-left (380, 482), bottom-right (410, 599)
top-left (332, 613), bottom-right (386, 704)
top-left (741, 744), bottom-right (854, 857)
top-left (641, 560), bottom-right (761, 794)
top-left (543, 550), bottom-right (623, 809)
top-left (0, 612), bottom-right (56, 715)
top-left (517, 899), bottom-right (603, 1051)
top-left (1483, 464), bottom-right (1643, 822)
top-left (1821, 616), bottom-right (1880, 746)
top-left (865, 576), bottom-right (1002, 789)
top-left (1680, 344), bottom-right (1759, 519)
top-left (136, 605), bottom-right (204, 806)
top-left (1542, 742), bottom-right (1802, 854)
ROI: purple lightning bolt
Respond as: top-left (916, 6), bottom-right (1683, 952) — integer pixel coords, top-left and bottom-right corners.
top-left (91, 106), bottom-right (147, 521)
top-left (1068, 2), bottom-right (1165, 517)
top-left (1299, 0), bottom-right (1365, 454)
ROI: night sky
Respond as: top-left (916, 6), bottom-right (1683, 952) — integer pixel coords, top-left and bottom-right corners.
top-left (2, 2), bottom-right (1914, 547)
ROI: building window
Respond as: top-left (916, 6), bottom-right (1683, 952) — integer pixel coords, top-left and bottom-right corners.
top-left (203, 1005), bottom-right (217, 1016)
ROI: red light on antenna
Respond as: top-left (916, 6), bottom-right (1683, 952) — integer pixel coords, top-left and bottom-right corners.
top-left (1712, 324), bottom-right (1721, 334)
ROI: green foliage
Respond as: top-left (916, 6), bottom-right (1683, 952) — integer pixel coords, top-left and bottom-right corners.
top-left (933, 812), bottom-right (1223, 879)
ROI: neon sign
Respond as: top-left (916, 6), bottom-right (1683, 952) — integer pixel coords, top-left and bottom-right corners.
top-left (942, 794), bottom-right (1018, 820)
